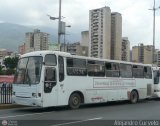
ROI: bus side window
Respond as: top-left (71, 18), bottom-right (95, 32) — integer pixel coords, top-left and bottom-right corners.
top-left (132, 65), bottom-right (144, 78)
top-left (66, 58), bottom-right (87, 76)
top-left (58, 56), bottom-right (64, 82)
top-left (120, 64), bottom-right (132, 78)
top-left (88, 60), bottom-right (105, 77)
top-left (144, 66), bottom-right (152, 79)
top-left (105, 62), bottom-right (120, 77)
top-left (154, 70), bottom-right (159, 84)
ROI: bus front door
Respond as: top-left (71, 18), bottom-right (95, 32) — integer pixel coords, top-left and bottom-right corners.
top-left (43, 67), bottom-right (58, 107)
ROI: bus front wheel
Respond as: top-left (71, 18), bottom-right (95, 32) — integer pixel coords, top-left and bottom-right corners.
top-left (69, 93), bottom-right (81, 109)
top-left (130, 90), bottom-right (138, 104)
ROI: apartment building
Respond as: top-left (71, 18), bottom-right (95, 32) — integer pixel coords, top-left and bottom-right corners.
top-left (156, 50), bottom-right (160, 66)
top-left (25, 29), bottom-right (49, 53)
top-left (121, 37), bottom-right (130, 62)
top-left (81, 31), bottom-right (89, 47)
top-left (61, 42), bottom-right (88, 56)
top-left (18, 43), bottom-right (25, 55)
top-left (0, 49), bottom-right (12, 58)
top-left (89, 7), bottom-right (122, 60)
top-left (132, 44), bottom-right (153, 64)
top-left (111, 12), bottom-right (122, 60)
top-left (89, 6), bottom-right (111, 59)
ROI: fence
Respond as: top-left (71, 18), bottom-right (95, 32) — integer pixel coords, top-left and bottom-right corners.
top-left (0, 86), bottom-right (12, 104)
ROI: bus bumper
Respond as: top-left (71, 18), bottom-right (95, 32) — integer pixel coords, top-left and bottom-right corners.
top-left (12, 96), bottom-right (42, 107)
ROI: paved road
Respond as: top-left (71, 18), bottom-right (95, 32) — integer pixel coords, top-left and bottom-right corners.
top-left (0, 99), bottom-right (160, 126)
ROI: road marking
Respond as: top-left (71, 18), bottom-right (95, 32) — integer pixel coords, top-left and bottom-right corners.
top-left (50, 117), bottom-right (103, 126)
top-left (0, 111), bottom-right (53, 119)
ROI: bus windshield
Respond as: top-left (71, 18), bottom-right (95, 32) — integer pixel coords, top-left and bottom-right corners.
top-left (14, 56), bottom-right (43, 84)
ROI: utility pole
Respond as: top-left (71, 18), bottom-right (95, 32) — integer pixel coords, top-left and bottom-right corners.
top-left (58, 0), bottom-right (62, 50)
top-left (48, 0), bottom-right (63, 51)
top-left (149, 0), bottom-right (160, 64)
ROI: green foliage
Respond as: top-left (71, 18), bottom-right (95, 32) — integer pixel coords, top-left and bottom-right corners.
top-left (0, 65), bottom-right (2, 71)
top-left (0, 57), bottom-right (18, 75)
top-left (3, 57), bottom-right (19, 69)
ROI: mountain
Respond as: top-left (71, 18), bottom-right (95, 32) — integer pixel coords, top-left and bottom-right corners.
top-left (0, 23), bottom-right (78, 51)
top-left (0, 23), bottom-right (30, 51)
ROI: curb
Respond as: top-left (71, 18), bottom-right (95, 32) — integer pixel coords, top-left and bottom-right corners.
top-left (0, 104), bottom-right (26, 109)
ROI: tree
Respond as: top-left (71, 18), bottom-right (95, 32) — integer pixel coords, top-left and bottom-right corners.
top-left (2, 57), bottom-right (19, 75)
top-left (0, 65), bottom-right (2, 71)
top-left (3, 57), bottom-right (19, 69)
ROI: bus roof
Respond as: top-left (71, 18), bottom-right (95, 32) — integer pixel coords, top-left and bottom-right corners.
top-left (21, 51), bottom-right (152, 67)
top-left (21, 51), bottom-right (71, 58)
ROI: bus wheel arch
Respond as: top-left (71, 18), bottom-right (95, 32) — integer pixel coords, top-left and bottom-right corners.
top-left (68, 91), bottom-right (84, 109)
top-left (130, 89), bottom-right (139, 104)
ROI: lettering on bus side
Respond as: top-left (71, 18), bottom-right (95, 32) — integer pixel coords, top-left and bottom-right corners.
top-left (93, 78), bottom-right (136, 88)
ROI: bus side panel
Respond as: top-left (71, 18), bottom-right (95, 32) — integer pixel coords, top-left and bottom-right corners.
top-left (135, 79), bottom-right (153, 99)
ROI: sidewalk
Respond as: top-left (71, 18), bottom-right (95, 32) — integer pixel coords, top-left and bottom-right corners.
top-left (0, 104), bottom-right (26, 109)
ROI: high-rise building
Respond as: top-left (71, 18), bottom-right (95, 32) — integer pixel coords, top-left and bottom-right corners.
top-left (18, 43), bottom-right (25, 55)
top-left (156, 50), bottom-right (160, 66)
top-left (61, 42), bottom-right (88, 56)
top-left (25, 29), bottom-right (49, 53)
top-left (121, 37), bottom-right (130, 62)
top-left (111, 12), bottom-right (122, 60)
top-left (132, 44), bottom-right (153, 64)
top-left (89, 7), bottom-right (111, 59)
top-left (81, 31), bottom-right (89, 47)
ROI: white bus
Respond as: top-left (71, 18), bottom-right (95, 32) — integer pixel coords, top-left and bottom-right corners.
top-left (152, 66), bottom-right (160, 97)
top-left (12, 51), bottom-right (154, 109)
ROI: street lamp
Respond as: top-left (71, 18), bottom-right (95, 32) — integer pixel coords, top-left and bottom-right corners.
top-left (149, 0), bottom-right (160, 64)
top-left (47, 15), bottom-right (59, 20)
top-left (47, 0), bottom-right (62, 51)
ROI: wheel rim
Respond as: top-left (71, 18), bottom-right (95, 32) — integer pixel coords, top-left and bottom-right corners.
top-left (72, 97), bottom-right (79, 106)
top-left (69, 93), bottom-right (81, 109)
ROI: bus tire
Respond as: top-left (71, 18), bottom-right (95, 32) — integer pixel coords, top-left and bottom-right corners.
top-left (69, 93), bottom-right (81, 109)
top-left (130, 90), bottom-right (138, 104)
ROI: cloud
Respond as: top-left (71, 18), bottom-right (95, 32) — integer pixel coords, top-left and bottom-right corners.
top-left (0, 0), bottom-right (160, 49)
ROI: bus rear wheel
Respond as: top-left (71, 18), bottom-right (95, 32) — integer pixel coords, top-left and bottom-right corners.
top-left (130, 90), bottom-right (138, 104)
top-left (69, 93), bottom-right (81, 109)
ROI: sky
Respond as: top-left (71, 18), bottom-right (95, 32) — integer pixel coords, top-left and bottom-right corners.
top-left (0, 0), bottom-right (160, 49)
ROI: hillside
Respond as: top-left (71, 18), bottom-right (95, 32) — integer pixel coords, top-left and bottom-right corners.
top-left (0, 22), bottom-right (80, 52)
top-left (0, 23), bottom-right (57, 51)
